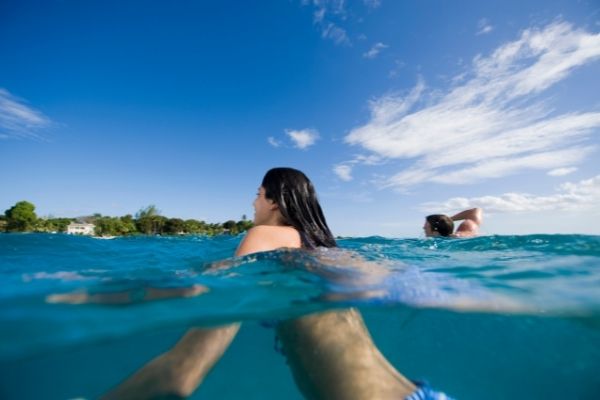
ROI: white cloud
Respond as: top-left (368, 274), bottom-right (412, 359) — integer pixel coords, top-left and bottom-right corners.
top-left (333, 164), bottom-right (353, 181)
top-left (305, 1), bottom-right (348, 21)
top-left (477, 18), bottom-right (494, 35)
top-left (548, 167), bottom-right (578, 176)
top-left (333, 164), bottom-right (353, 182)
top-left (303, 0), bottom-right (352, 46)
top-left (321, 23), bottom-right (350, 45)
top-left (0, 88), bottom-right (51, 140)
top-left (285, 128), bottom-right (320, 149)
top-left (313, 7), bottom-right (326, 24)
top-left (317, 0), bottom-right (347, 15)
top-left (363, 0), bottom-right (381, 10)
top-left (388, 146), bottom-right (594, 187)
top-left (363, 42), bottom-right (388, 59)
top-left (267, 136), bottom-right (281, 148)
top-left (353, 154), bottom-right (384, 165)
top-left (332, 154), bottom-right (385, 182)
top-left (388, 59), bottom-right (406, 78)
top-left (345, 21), bottom-right (600, 189)
top-left (421, 174), bottom-right (600, 213)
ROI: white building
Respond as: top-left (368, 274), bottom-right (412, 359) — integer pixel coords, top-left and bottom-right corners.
top-left (67, 222), bottom-right (96, 236)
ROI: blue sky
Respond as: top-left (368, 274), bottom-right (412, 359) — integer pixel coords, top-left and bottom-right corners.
top-left (1, 0), bottom-right (599, 237)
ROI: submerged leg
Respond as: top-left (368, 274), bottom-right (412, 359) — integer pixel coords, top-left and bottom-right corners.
top-left (277, 308), bottom-right (416, 400)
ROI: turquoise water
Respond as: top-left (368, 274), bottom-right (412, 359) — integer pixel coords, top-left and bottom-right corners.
top-left (1, 233), bottom-right (599, 399)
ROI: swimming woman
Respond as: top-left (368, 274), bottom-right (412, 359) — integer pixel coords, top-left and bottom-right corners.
top-left (103, 167), bottom-right (451, 400)
top-left (423, 208), bottom-right (483, 238)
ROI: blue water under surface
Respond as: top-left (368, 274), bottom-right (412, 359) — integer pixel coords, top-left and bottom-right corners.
top-left (0, 233), bottom-right (599, 399)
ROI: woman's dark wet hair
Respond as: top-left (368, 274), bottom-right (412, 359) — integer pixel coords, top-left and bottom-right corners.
top-left (426, 214), bottom-right (454, 237)
top-left (262, 167), bottom-right (337, 248)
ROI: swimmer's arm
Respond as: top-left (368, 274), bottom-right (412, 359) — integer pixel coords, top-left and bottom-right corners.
top-left (103, 227), bottom-right (285, 399)
top-left (102, 324), bottom-right (240, 400)
top-left (52, 229), bottom-right (279, 303)
top-left (450, 207), bottom-right (483, 225)
top-left (451, 208), bottom-right (482, 236)
top-left (46, 285), bottom-right (208, 305)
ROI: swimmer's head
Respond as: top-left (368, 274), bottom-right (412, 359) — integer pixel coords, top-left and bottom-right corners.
top-left (424, 214), bottom-right (454, 237)
top-left (261, 167), bottom-right (336, 248)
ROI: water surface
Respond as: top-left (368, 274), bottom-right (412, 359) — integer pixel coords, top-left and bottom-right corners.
top-left (1, 233), bottom-right (599, 399)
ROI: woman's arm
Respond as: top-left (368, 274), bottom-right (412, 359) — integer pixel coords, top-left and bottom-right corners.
top-left (451, 208), bottom-right (483, 237)
top-left (450, 207), bottom-right (482, 225)
top-left (102, 226), bottom-right (294, 399)
top-left (47, 285), bottom-right (208, 305)
top-left (102, 324), bottom-right (240, 400)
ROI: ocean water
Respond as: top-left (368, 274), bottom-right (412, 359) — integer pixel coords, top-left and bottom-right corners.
top-left (0, 233), bottom-right (599, 399)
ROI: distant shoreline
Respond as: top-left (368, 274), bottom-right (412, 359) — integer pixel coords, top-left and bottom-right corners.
top-left (2, 201), bottom-right (253, 237)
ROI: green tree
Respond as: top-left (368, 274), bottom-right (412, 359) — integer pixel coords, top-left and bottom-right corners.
top-left (153, 215), bottom-right (168, 235)
top-left (183, 219), bottom-right (208, 234)
top-left (135, 205), bottom-right (162, 235)
top-left (164, 218), bottom-right (185, 235)
top-left (94, 217), bottom-right (115, 236)
top-left (30, 216), bottom-right (73, 233)
top-left (136, 205), bottom-right (160, 219)
top-left (208, 222), bottom-right (223, 236)
top-left (33, 218), bottom-right (54, 233)
top-left (223, 220), bottom-right (237, 234)
top-left (119, 215), bottom-right (137, 235)
top-left (52, 218), bottom-right (74, 233)
top-left (94, 216), bottom-right (134, 236)
top-left (236, 219), bottom-right (253, 233)
top-left (5, 201), bottom-right (37, 231)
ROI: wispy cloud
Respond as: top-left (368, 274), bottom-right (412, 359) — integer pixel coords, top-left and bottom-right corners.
top-left (285, 128), bottom-right (320, 149)
top-left (363, 0), bottom-right (381, 10)
top-left (388, 59), bottom-right (406, 78)
top-left (476, 18), bottom-right (494, 35)
top-left (345, 21), bottom-right (600, 189)
top-left (548, 167), bottom-right (577, 177)
top-left (313, 7), bottom-right (326, 24)
top-left (421, 174), bottom-right (600, 213)
top-left (0, 88), bottom-right (51, 140)
top-left (363, 42), bottom-right (388, 59)
top-left (321, 22), bottom-right (350, 45)
top-left (333, 164), bottom-right (353, 181)
top-left (267, 136), bottom-right (281, 148)
top-left (332, 154), bottom-right (384, 181)
top-left (308, 0), bottom-right (347, 15)
top-left (353, 154), bottom-right (384, 165)
top-left (302, 0), bottom-right (351, 46)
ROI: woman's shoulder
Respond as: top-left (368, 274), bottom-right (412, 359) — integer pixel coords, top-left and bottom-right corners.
top-left (247, 224), bottom-right (292, 233)
top-left (236, 225), bottom-right (301, 256)
top-left (247, 225), bottom-right (301, 244)
top-left (454, 219), bottom-right (479, 237)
